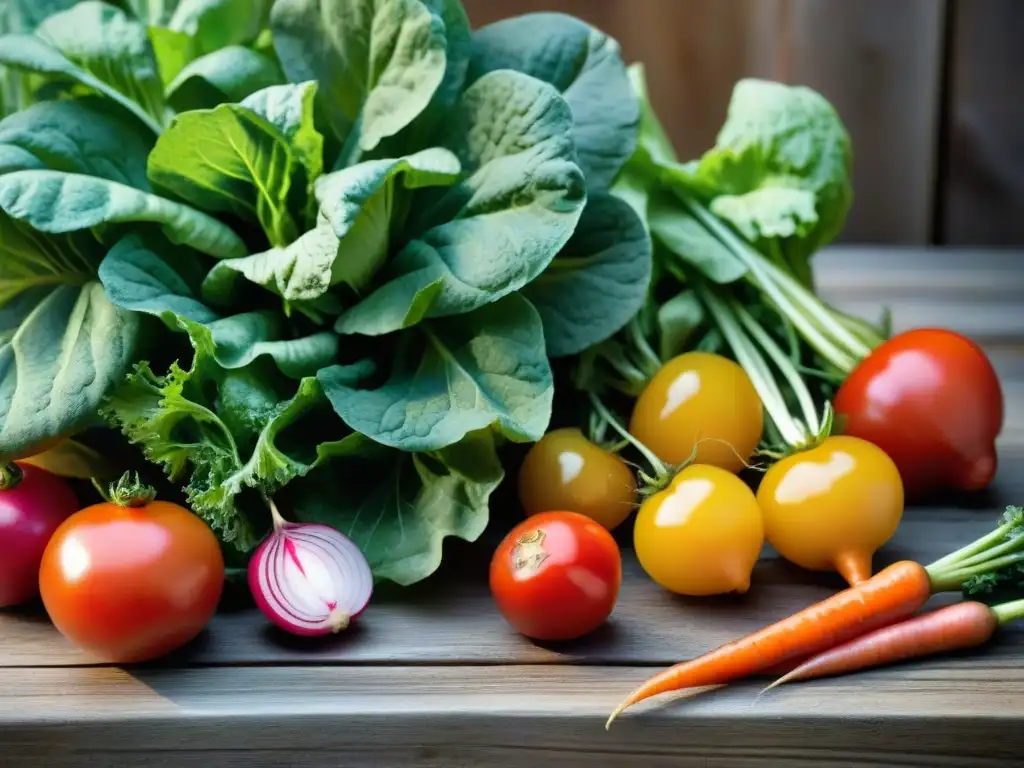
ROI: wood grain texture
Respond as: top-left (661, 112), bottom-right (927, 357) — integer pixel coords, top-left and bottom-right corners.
top-left (941, 0), bottom-right (1024, 246)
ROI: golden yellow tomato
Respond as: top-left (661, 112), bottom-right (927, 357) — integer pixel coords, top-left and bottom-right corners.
top-left (634, 464), bottom-right (764, 595)
top-left (756, 435), bottom-right (904, 585)
top-left (518, 428), bottom-right (637, 531)
top-left (629, 352), bottom-right (763, 473)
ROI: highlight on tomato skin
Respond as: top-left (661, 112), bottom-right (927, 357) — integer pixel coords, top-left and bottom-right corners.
top-left (756, 435), bottom-right (904, 586)
top-left (629, 352), bottom-right (764, 474)
top-left (834, 327), bottom-right (1004, 500)
top-left (517, 428), bottom-right (637, 531)
top-left (633, 464), bottom-right (764, 596)
top-left (489, 511), bottom-right (622, 642)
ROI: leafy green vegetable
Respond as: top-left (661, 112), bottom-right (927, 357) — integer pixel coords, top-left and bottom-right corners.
top-left (321, 294), bottom-right (552, 451)
top-left (0, 96), bottom-right (154, 187)
top-left (647, 189), bottom-right (747, 284)
top-left (165, 45), bottom-right (283, 112)
top-left (0, 169), bottom-right (247, 257)
top-left (167, 0), bottom-right (270, 55)
top-left (0, 214), bottom-right (139, 459)
top-left (286, 428), bottom-right (504, 585)
top-left (522, 192), bottom-right (651, 357)
top-left (147, 103), bottom-right (306, 247)
top-left (241, 81), bottom-right (323, 184)
top-left (101, 314), bottom-right (336, 550)
top-left (336, 70), bottom-right (586, 336)
top-left (468, 11), bottom-right (637, 190)
top-left (270, 0), bottom-right (448, 155)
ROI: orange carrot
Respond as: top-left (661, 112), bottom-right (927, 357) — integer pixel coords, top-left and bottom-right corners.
top-left (606, 561), bottom-right (933, 727)
top-left (765, 598), bottom-right (1023, 688)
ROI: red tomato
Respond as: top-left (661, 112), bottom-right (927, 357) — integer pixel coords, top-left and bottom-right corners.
top-left (490, 511), bottom-right (621, 641)
top-left (39, 499), bottom-right (225, 663)
top-left (835, 328), bottom-right (1004, 499)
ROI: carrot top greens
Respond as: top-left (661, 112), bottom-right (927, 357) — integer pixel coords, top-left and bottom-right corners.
top-left (926, 505), bottom-right (1024, 594)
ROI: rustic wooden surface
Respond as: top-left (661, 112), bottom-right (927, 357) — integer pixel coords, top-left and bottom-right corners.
top-left (1, 248), bottom-right (1023, 767)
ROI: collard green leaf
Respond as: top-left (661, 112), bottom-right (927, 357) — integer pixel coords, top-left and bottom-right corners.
top-left (148, 104), bottom-right (301, 247)
top-left (270, 0), bottom-right (447, 153)
top-left (101, 316), bottom-right (331, 550)
top-left (287, 429), bottom-right (504, 585)
top-left (522, 193), bottom-right (651, 357)
top-left (0, 97), bottom-right (153, 189)
top-left (0, 32), bottom-right (162, 134)
top-left (647, 189), bottom-right (747, 284)
top-left (241, 81), bottom-right (323, 185)
top-left (36, 1), bottom-right (165, 128)
top-left (336, 71), bottom-right (586, 336)
top-left (320, 293), bottom-right (553, 452)
top-left (0, 211), bottom-right (139, 459)
top-left (148, 25), bottom-right (192, 84)
top-left (168, 0), bottom-right (270, 55)
top-left (468, 12), bottom-right (637, 190)
top-left (166, 45), bottom-right (283, 112)
top-left (0, 169), bottom-right (247, 258)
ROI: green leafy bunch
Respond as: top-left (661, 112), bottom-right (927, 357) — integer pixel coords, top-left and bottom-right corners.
top-left (0, 0), bottom-right (652, 584)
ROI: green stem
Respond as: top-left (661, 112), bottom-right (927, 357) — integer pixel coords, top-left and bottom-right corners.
top-left (992, 598), bottom-right (1024, 625)
top-left (628, 317), bottom-right (662, 378)
top-left (587, 391), bottom-right (668, 480)
top-left (953, 536), bottom-right (1024, 570)
top-left (932, 552), bottom-right (1024, 590)
top-left (927, 521), bottom-right (1017, 570)
top-left (0, 462), bottom-right (23, 491)
top-left (107, 471), bottom-right (157, 508)
top-left (696, 281), bottom-right (806, 448)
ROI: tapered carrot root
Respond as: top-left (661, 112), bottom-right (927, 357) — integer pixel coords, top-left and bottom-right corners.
top-left (764, 601), bottom-right (999, 689)
top-left (606, 561), bottom-right (932, 728)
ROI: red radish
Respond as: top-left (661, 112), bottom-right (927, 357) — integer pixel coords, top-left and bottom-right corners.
top-left (0, 463), bottom-right (79, 607)
top-left (248, 501), bottom-right (373, 636)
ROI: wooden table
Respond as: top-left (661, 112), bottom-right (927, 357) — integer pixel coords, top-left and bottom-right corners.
top-left (2, 247), bottom-right (1023, 767)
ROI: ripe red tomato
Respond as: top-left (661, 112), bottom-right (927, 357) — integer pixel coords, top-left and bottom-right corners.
top-left (834, 328), bottom-right (1004, 499)
top-left (490, 511), bottom-right (621, 641)
top-left (39, 498), bottom-right (225, 663)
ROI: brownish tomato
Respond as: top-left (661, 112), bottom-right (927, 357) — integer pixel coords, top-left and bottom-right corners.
top-left (490, 511), bottom-right (621, 641)
top-left (517, 428), bottom-right (637, 530)
top-left (39, 491), bottom-right (225, 664)
top-left (834, 328), bottom-right (1004, 499)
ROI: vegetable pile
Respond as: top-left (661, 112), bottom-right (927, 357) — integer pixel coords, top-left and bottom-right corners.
top-left (0, 0), bottom-right (1015, 692)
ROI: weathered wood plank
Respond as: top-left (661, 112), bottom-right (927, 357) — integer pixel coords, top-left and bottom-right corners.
top-left (1, 665), bottom-right (1023, 768)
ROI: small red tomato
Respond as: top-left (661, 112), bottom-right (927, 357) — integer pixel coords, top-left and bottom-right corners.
top-left (490, 510), bottom-right (621, 641)
top-left (835, 328), bottom-right (1004, 499)
top-left (39, 485), bottom-right (225, 664)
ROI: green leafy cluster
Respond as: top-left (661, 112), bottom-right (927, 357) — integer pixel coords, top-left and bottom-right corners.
top-left (0, 0), bottom-right (652, 585)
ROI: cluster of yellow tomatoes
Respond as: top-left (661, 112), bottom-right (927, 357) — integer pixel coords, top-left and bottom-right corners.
top-left (491, 351), bottom-right (905, 642)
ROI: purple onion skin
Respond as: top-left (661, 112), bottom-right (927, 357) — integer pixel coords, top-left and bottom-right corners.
top-left (248, 522), bottom-right (372, 637)
top-left (0, 464), bottom-right (80, 608)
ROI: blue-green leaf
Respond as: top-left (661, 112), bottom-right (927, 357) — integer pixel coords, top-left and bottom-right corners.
top-left (166, 45), bottom-right (283, 112)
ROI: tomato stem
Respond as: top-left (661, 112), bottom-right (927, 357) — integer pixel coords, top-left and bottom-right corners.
top-left (0, 462), bottom-right (23, 491)
top-left (108, 471), bottom-right (157, 508)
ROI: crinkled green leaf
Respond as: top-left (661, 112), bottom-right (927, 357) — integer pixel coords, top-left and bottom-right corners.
top-left (0, 96), bottom-right (153, 188)
top-left (0, 169), bottom-right (247, 258)
top-left (286, 429), bottom-right (504, 585)
top-left (270, 0), bottom-right (447, 153)
top-left (336, 71), bottom-right (586, 336)
top-left (321, 293), bottom-right (552, 452)
top-left (166, 45), bottom-right (283, 112)
top-left (522, 192), bottom-right (651, 357)
top-left (709, 186), bottom-right (818, 242)
top-left (148, 104), bottom-right (301, 247)
top-left (468, 11), bottom-right (637, 190)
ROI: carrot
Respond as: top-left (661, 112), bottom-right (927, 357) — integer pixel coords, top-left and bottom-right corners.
top-left (761, 599), bottom-right (1012, 689)
top-left (607, 504), bottom-right (1024, 727)
top-left (606, 561), bottom-right (933, 727)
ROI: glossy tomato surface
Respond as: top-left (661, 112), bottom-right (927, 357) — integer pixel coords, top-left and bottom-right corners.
top-left (0, 464), bottom-right (80, 607)
top-left (835, 328), bottom-right (1003, 499)
top-left (757, 435), bottom-right (903, 585)
top-left (517, 428), bottom-right (637, 530)
top-left (490, 511), bottom-right (621, 641)
top-left (630, 352), bottom-right (763, 473)
top-left (39, 500), bottom-right (225, 663)
top-left (634, 464), bottom-right (763, 596)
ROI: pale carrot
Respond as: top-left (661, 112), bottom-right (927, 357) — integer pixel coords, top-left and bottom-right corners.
top-left (606, 561), bottom-right (933, 727)
top-left (606, 505), bottom-right (1024, 727)
top-left (765, 597), bottom-right (1024, 689)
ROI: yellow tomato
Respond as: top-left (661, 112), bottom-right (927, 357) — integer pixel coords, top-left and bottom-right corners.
top-left (518, 428), bottom-right (637, 531)
top-left (756, 435), bottom-right (904, 585)
top-left (634, 464), bottom-right (764, 595)
top-left (629, 352), bottom-right (763, 474)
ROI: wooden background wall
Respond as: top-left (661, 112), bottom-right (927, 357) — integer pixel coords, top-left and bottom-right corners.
top-left (463, 0), bottom-right (1023, 247)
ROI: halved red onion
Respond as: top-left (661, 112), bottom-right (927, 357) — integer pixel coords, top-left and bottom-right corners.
top-left (248, 502), bottom-right (373, 636)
